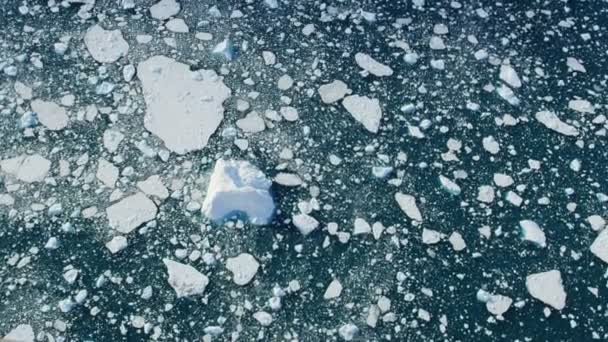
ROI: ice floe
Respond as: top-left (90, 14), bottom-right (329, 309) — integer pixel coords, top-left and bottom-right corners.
top-left (201, 160), bottom-right (274, 225)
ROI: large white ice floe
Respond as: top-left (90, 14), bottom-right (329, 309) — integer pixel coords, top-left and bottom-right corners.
top-left (84, 25), bottom-right (129, 64)
top-left (225, 253), bottom-right (260, 285)
top-left (525, 270), bottom-right (566, 310)
top-left (138, 55), bottom-right (231, 154)
top-left (163, 259), bottom-right (209, 298)
top-left (201, 159), bottom-right (275, 225)
top-left (106, 193), bottom-right (158, 234)
top-left (1, 154), bottom-right (51, 183)
top-left (342, 95), bottom-right (382, 133)
top-left (535, 111), bottom-right (579, 136)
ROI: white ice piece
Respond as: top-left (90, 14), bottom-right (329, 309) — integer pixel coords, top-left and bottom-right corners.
top-left (590, 229), bottom-right (608, 264)
top-left (166, 18), bottom-right (188, 33)
top-left (1, 154), bottom-right (51, 183)
top-left (150, 0), bottom-right (180, 20)
top-left (106, 193), bottom-right (157, 234)
top-left (568, 99), bottom-right (594, 114)
top-left (4, 324), bottom-right (35, 342)
top-left (519, 220), bottom-right (546, 247)
top-left (395, 193), bottom-right (422, 221)
top-left (526, 270), bottom-right (566, 310)
top-left (323, 279), bottom-right (343, 299)
top-left (226, 253), bottom-right (260, 285)
top-left (354, 53), bottom-right (393, 77)
top-left (293, 213), bottom-right (319, 236)
top-left (236, 112), bottom-right (266, 133)
top-left (338, 324), bottom-right (359, 341)
top-left (342, 95), bottom-right (382, 133)
top-left (202, 159), bottom-right (274, 225)
top-left (105, 236), bottom-right (128, 254)
top-left (499, 64), bottom-right (522, 88)
top-left (31, 99), bottom-right (69, 130)
top-left (439, 175), bottom-right (461, 195)
top-left (96, 158), bottom-right (119, 188)
top-left (318, 80), bottom-right (351, 104)
top-left (422, 228), bottom-right (442, 244)
top-left (535, 111), bottom-right (579, 136)
top-left (274, 173), bottom-right (303, 187)
top-left (138, 56), bottom-right (231, 154)
top-left (84, 25), bottom-right (129, 64)
top-left (353, 218), bottom-right (371, 235)
top-left (163, 259), bottom-right (209, 298)
top-left (566, 57), bottom-right (586, 73)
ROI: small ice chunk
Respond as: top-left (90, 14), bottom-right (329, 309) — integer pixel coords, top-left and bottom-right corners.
top-left (422, 228), bottom-right (442, 244)
top-left (212, 38), bottom-right (238, 60)
top-left (429, 36), bottom-right (446, 50)
top-left (1, 154), bottom-right (50, 183)
top-left (274, 173), bottom-right (303, 187)
top-left (566, 57), bottom-right (586, 73)
top-left (433, 23), bottom-right (449, 34)
top-left (253, 311), bottom-right (273, 326)
top-left (202, 160), bottom-right (274, 225)
top-left (338, 323), bottom-right (359, 341)
top-left (166, 18), bottom-right (189, 33)
top-left (493, 173), bottom-right (513, 187)
top-left (477, 185), bottom-right (495, 203)
top-left (96, 158), bottom-right (119, 188)
top-left (395, 193), bottom-right (422, 221)
top-left (302, 24), bottom-right (315, 36)
top-left (262, 51), bottom-right (276, 65)
top-left (587, 215), bottom-right (606, 231)
top-left (568, 99), bottom-right (594, 114)
top-left (31, 99), bottom-right (68, 130)
top-left (439, 175), bottom-right (461, 195)
top-left (323, 279), bottom-right (343, 299)
top-left (318, 80), bottom-right (351, 104)
top-left (150, 0), bottom-right (180, 20)
top-left (293, 213), bottom-right (319, 236)
top-left (277, 74), bottom-right (294, 90)
top-left (236, 112), bottom-right (266, 133)
top-left (105, 236), bottom-right (128, 254)
top-left (353, 218), bottom-right (371, 235)
top-left (479, 291), bottom-right (513, 317)
top-left (14, 81), bottom-right (33, 99)
top-left (163, 259), bottom-right (209, 298)
top-left (535, 111), bottom-right (579, 136)
top-left (342, 95), bottom-right (382, 133)
top-left (590, 229), bottom-right (608, 264)
top-left (106, 193), bottom-right (158, 234)
top-left (138, 56), bottom-right (231, 154)
top-left (482, 136), bottom-right (500, 154)
top-left (84, 25), bottom-right (129, 64)
top-left (103, 129), bottom-right (124, 153)
top-left (226, 253), bottom-right (260, 285)
top-left (499, 64), bottom-right (522, 88)
top-left (519, 220), bottom-right (546, 247)
top-left (526, 270), bottom-right (566, 310)
top-left (448, 232), bottom-right (466, 251)
top-left (496, 84), bottom-right (520, 106)
top-left (354, 53), bottom-right (393, 77)
top-left (4, 324), bottom-right (35, 342)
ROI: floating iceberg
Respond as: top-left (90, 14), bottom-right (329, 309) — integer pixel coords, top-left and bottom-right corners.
top-left (202, 160), bottom-right (275, 225)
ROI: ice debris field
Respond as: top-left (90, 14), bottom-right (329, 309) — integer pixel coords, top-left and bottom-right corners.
top-left (0, 0), bottom-right (608, 341)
